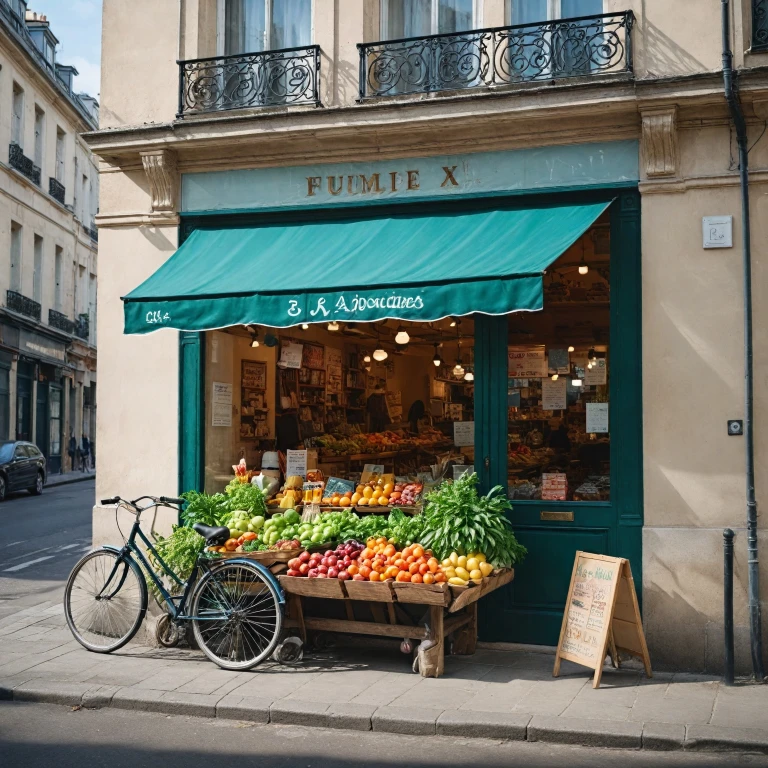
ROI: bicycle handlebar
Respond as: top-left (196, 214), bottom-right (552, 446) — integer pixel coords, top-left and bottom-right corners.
top-left (100, 495), bottom-right (184, 508)
top-left (101, 497), bottom-right (119, 505)
top-left (159, 496), bottom-right (185, 506)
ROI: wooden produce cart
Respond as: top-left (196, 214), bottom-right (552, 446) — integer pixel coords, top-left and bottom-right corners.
top-left (279, 570), bottom-right (514, 677)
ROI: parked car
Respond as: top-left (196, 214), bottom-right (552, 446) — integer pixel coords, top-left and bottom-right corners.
top-left (0, 441), bottom-right (46, 500)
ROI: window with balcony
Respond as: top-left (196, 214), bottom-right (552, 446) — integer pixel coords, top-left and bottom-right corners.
top-left (10, 222), bottom-right (22, 293)
top-left (754, 0), bottom-right (768, 50)
top-left (12, 82), bottom-right (24, 147)
top-left (54, 245), bottom-right (63, 311)
top-left (32, 234), bottom-right (43, 304)
top-left (34, 105), bottom-right (45, 172)
top-left (178, 0), bottom-right (317, 116)
top-left (381, 0), bottom-right (474, 39)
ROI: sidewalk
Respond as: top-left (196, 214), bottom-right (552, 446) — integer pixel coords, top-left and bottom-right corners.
top-left (46, 470), bottom-right (94, 488)
top-left (1, 599), bottom-right (767, 755)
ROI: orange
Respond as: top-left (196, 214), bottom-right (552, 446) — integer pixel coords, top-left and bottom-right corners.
top-left (394, 559), bottom-right (405, 570)
top-left (408, 562), bottom-right (420, 575)
top-left (427, 558), bottom-right (439, 573)
top-left (412, 545), bottom-right (424, 559)
top-left (386, 566), bottom-right (400, 579)
top-left (359, 565), bottom-right (372, 579)
top-left (363, 487), bottom-right (373, 499)
top-left (343, 491), bottom-right (353, 499)
top-left (435, 572), bottom-right (447, 583)
top-left (402, 546), bottom-right (413, 559)
top-left (383, 483), bottom-right (394, 495)
top-left (331, 497), bottom-right (340, 506)
top-left (357, 498), bottom-right (369, 506)
top-left (369, 571), bottom-right (381, 582)
top-left (383, 544), bottom-right (396, 557)
top-left (378, 497), bottom-right (389, 506)
top-left (361, 548), bottom-right (373, 560)
top-left (347, 563), bottom-right (359, 576)
top-left (339, 497), bottom-right (351, 507)
top-left (356, 485), bottom-right (365, 494)
top-left (406, 556), bottom-right (416, 565)
top-left (396, 571), bottom-right (410, 582)
top-left (423, 573), bottom-right (435, 584)
top-left (371, 488), bottom-right (382, 500)
top-left (411, 573), bottom-right (423, 583)
top-left (376, 537), bottom-right (387, 545)
top-left (351, 493), bottom-right (362, 504)
top-left (390, 491), bottom-right (401, 501)
top-left (419, 563), bottom-right (429, 575)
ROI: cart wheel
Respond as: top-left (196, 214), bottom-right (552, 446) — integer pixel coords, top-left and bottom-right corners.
top-left (274, 636), bottom-right (304, 665)
top-left (156, 614), bottom-right (180, 648)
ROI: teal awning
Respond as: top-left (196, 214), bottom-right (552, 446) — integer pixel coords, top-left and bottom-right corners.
top-left (123, 201), bottom-right (610, 334)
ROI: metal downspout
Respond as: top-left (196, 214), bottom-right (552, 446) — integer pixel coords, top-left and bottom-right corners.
top-left (721, 0), bottom-right (764, 680)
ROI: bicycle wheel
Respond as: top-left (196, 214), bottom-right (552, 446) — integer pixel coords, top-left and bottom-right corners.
top-left (190, 561), bottom-right (282, 671)
top-left (64, 549), bottom-right (147, 653)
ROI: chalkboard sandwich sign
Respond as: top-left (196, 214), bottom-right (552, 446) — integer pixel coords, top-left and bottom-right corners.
top-left (553, 552), bottom-right (652, 689)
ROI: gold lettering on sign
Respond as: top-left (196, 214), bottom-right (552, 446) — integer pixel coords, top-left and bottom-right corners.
top-left (307, 176), bottom-right (321, 196)
top-left (327, 176), bottom-right (343, 196)
top-left (441, 165), bottom-right (459, 187)
top-left (407, 170), bottom-right (420, 190)
top-left (390, 171), bottom-right (399, 192)
top-left (347, 175), bottom-right (359, 195)
top-left (360, 173), bottom-right (383, 194)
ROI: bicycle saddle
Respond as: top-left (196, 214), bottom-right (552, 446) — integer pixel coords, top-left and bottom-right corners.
top-left (192, 524), bottom-right (231, 546)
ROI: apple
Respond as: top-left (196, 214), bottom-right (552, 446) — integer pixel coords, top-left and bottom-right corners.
top-left (317, 564), bottom-right (328, 574)
top-left (299, 551), bottom-right (311, 563)
top-left (338, 570), bottom-right (350, 580)
top-left (308, 568), bottom-right (318, 578)
top-left (328, 567), bottom-right (339, 578)
top-left (327, 555), bottom-right (337, 567)
top-left (352, 573), bottom-right (365, 581)
top-left (299, 563), bottom-right (310, 575)
top-left (316, 572), bottom-right (328, 578)
top-left (286, 568), bottom-right (300, 577)
top-left (325, 550), bottom-right (334, 557)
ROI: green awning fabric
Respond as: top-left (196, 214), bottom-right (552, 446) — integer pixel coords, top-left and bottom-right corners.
top-left (123, 201), bottom-right (610, 334)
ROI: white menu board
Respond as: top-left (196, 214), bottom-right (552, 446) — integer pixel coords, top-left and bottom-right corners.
top-left (542, 377), bottom-right (567, 411)
top-left (453, 421), bottom-right (475, 446)
top-left (279, 342), bottom-right (304, 369)
top-left (286, 449), bottom-right (308, 478)
top-left (586, 402), bottom-right (609, 433)
top-left (211, 382), bottom-right (232, 427)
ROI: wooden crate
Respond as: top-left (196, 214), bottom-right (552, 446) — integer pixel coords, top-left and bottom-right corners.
top-left (344, 579), bottom-right (395, 603)
top-left (212, 548), bottom-right (302, 566)
top-left (392, 580), bottom-right (451, 606)
top-left (278, 575), bottom-right (347, 599)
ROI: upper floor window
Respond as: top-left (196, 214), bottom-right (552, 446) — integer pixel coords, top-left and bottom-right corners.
top-left (382, 0), bottom-right (474, 39)
top-left (754, 0), bottom-right (768, 50)
top-left (221, 0), bottom-right (311, 55)
top-left (55, 128), bottom-right (65, 184)
top-left (33, 106), bottom-right (45, 171)
top-left (12, 83), bottom-right (24, 147)
top-left (507, 0), bottom-right (603, 25)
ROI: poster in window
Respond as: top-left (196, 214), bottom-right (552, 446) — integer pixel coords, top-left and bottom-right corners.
top-left (211, 381), bottom-right (233, 427)
top-left (302, 342), bottom-right (325, 370)
top-left (548, 348), bottom-right (570, 374)
top-left (280, 342), bottom-right (303, 369)
top-left (586, 402), bottom-right (609, 433)
top-left (508, 345), bottom-right (547, 378)
top-left (241, 360), bottom-right (266, 389)
top-left (542, 377), bottom-right (567, 411)
top-left (326, 347), bottom-right (343, 395)
top-left (585, 358), bottom-right (607, 386)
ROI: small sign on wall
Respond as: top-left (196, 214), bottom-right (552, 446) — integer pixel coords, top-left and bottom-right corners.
top-left (702, 216), bottom-right (733, 249)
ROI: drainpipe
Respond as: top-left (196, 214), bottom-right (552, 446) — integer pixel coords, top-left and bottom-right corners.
top-left (721, 0), bottom-right (764, 681)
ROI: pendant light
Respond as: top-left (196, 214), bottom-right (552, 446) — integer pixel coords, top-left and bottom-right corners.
top-left (394, 326), bottom-right (410, 345)
top-left (578, 239), bottom-right (589, 275)
top-left (551, 373), bottom-right (559, 381)
top-left (453, 330), bottom-right (464, 378)
top-left (301, 323), bottom-right (309, 330)
top-left (449, 318), bottom-right (457, 327)
top-left (250, 327), bottom-right (260, 348)
top-left (568, 345), bottom-right (575, 353)
top-left (363, 354), bottom-right (371, 363)
top-left (432, 343), bottom-right (443, 367)
top-left (373, 328), bottom-right (388, 361)
top-left (464, 370), bottom-right (474, 382)
top-left (327, 320), bottom-right (339, 331)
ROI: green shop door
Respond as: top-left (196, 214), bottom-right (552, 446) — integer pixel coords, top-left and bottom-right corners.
top-left (476, 193), bottom-right (642, 647)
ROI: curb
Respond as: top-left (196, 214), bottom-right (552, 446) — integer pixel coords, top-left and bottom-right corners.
top-left (47, 474), bottom-right (95, 488)
top-left (2, 679), bottom-right (768, 754)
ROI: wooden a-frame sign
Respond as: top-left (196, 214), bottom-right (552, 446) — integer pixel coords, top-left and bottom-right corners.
top-left (553, 552), bottom-right (652, 689)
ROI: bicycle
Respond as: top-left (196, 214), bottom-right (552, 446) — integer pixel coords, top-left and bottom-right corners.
top-left (63, 495), bottom-right (285, 671)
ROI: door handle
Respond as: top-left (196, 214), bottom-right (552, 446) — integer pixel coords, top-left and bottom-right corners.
top-left (484, 456), bottom-right (490, 469)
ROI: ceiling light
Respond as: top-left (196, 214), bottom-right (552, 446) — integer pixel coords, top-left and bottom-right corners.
top-left (453, 363), bottom-right (465, 377)
top-left (250, 328), bottom-right (260, 348)
top-left (432, 344), bottom-right (443, 367)
top-left (301, 323), bottom-right (309, 330)
top-left (327, 320), bottom-right (339, 331)
top-left (551, 373), bottom-right (559, 381)
top-left (363, 354), bottom-right (371, 363)
top-left (579, 263), bottom-right (589, 275)
top-left (251, 338), bottom-right (260, 348)
top-left (587, 362), bottom-right (593, 369)
top-left (395, 328), bottom-right (410, 345)
top-left (449, 319), bottom-right (457, 327)
top-left (588, 347), bottom-right (596, 361)
top-left (373, 347), bottom-right (388, 362)
top-left (572, 378), bottom-right (583, 387)
top-left (464, 371), bottom-right (474, 382)
top-left (568, 345), bottom-right (575, 353)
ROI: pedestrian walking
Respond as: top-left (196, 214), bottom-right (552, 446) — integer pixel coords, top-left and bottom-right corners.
top-left (80, 434), bottom-right (91, 473)
top-left (67, 433), bottom-right (77, 472)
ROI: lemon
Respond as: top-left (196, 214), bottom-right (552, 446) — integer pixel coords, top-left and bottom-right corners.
top-left (444, 567), bottom-right (456, 579)
top-left (457, 555), bottom-right (468, 569)
top-left (466, 557), bottom-right (480, 571)
top-left (469, 569), bottom-right (483, 580)
top-left (442, 558), bottom-right (452, 568)
top-left (448, 577), bottom-right (468, 586)
top-left (455, 567), bottom-right (470, 580)
top-left (449, 552), bottom-right (459, 566)
top-left (479, 562), bottom-right (494, 577)
top-left (475, 553), bottom-right (487, 563)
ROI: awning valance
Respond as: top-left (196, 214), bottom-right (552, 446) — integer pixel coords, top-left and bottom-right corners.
top-left (123, 201), bottom-right (610, 334)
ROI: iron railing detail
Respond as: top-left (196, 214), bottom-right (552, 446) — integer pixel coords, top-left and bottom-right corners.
top-left (178, 45), bottom-right (321, 116)
top-left (754, 0), bottom-right (768, 49)
top-left (7, 290), bottom-right (41, 322)
top-left (358, 11), bottom-right (633, 99)
top-left (83, 222), bottom-right (98, 242)
top-left (9, 142), bottom-right (41, 186)
top-left (49, 177), bottom-right (65, 205)
top-left (48, 308), bottom-right (75, 334)
top-left (74, 313), bottom-right (89, 341)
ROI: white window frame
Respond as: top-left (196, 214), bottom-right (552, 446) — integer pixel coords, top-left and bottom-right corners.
top-left (381, 0), bottom-right (480, 39)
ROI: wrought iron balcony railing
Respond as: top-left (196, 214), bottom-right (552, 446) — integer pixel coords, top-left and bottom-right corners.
top-left (83, 222), bottom-right (98, 242)
top-left (48, 308), bottom-right (75, 334)
top-left (9, 143), bottom-right (41, 186)
top-left (178, 45), bottom-right (321, 117)
top-left (49, 177), bottom-right (65, 205)
top-left (358, 11), bottom-right (634, 100)
top-left (74, 313), bottom-right (89, 341)
top-left (753, 0), bottom-right (768, 50)
top-left (7, 290), bottom-right (41, 322)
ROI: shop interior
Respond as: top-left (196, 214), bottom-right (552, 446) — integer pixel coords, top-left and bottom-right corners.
top-left (203, 218), bottom-right (609, 505)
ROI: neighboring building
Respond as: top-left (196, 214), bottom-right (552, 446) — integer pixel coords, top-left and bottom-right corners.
top-left (0, 0), bottom-right (98, 475)
top-left (87, 0), bottom-right (768, 674)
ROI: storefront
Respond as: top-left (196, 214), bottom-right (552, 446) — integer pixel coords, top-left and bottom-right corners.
top-left (121, 141), bottom-right (641, 647)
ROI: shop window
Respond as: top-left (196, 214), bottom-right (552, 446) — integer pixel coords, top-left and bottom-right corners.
top-left (203, 321), bottom-right (476, 498)
top-left (0, 367), bottom-right (10, 441)
top-left (221, 0), bottom-right (311, 55)
top-left (507, 220), bottom-right (610, 502)
top-left (49, 387), bottom-right (61, 458)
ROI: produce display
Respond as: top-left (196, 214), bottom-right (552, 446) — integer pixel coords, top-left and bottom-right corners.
top-left (322, 478), bottom-right (423, 508)
top-left (315, 427), bottom-right (451, 457)
top-left (440, 551), bottom-right (494, 586)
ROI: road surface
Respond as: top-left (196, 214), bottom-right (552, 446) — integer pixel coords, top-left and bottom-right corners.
top-left (0, 478), bottom-right (94, 620)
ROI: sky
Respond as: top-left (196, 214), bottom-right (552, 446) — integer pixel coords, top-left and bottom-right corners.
top-left (28, 0), bottom-right (101, 98)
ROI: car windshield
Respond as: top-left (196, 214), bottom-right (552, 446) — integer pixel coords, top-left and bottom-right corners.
top-left (0, 443), bottom-right (15, 463)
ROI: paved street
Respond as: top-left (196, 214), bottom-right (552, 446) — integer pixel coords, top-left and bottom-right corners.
top-left (2, 701), bottom-right (765, 768)
top-left (0, 479), bottom-right (94, 620)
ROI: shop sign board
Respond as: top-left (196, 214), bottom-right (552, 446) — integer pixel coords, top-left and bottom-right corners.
top-left (211, 382), bottom-right (232, 427)
top-left (508, 346), bottom-right (547, 378)
top-left (18, 329), bottom-right (66, 364)
top-left (586, 402), bottom-right (609, 433)
top-left (554, 552), bottom-right (652, 689)
top-left (453, 421), bottom-right (475, 446)
top-left (286, 449), bottom-right (308, 478)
